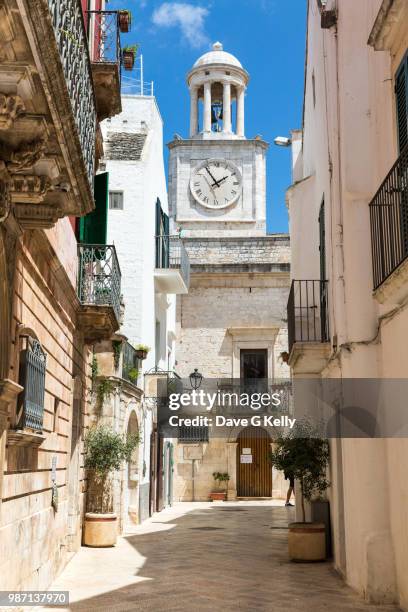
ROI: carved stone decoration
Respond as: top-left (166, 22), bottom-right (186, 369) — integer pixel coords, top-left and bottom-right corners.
top-left (8, 137), bottom-right (47, 172)
top-left (0, 93), bottom-right (25, 129)
top-left (14, 203), bottom-right (62, 229)
top-left (0, 162), bottom-right (11, 223)
top-left (10, 174), bottom-right (51, 204)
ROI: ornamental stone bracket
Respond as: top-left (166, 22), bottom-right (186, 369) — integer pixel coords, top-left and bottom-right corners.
top-left (91, 64), bottom-right (122, 122)
top-left (0, 93), bottom-right (25, 130)
top-left (77, 305), bottom-right (120, 344)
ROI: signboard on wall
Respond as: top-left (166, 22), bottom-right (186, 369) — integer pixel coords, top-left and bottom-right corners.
top-left (240, 454), bottom-right (252, 464)
top-left (183, 445), bottom-right (203, 460)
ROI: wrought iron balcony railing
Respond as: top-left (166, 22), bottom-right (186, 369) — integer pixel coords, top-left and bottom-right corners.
top-left (77, 244), bottom-right (121, 321)
top-left (48, 0), bottom-right (96, 186)
top-left (87, 10), bottom-right (121, 72)
top-left (122, 342), bottom-right (140, 385)
top-left (369, 145), bottom-right (408, 289)
top-left (155, 235), bottom-right (190, 290)
top-left (17, 337), bottom-right (47, 432)
top-left (287, 280), bottom-right (329, 354)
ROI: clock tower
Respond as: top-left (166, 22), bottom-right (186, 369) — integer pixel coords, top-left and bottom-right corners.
top-left (168, 42), bottom-right (268, 237)
top-left (169, 44), bottom-right (290, 503)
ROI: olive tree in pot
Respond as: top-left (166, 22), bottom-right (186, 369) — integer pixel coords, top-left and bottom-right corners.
top-left (210, 472), bottom-right (230, 501)
top-left (84, 425), bottom-right (140, 547)
top-left (270, 424), bottom-right (330, 561)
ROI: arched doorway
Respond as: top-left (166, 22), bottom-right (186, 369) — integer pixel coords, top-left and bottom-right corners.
top-left (236, 427), bottom-right (272, 497)
top-left (125, 410), bottom-right (139, 525)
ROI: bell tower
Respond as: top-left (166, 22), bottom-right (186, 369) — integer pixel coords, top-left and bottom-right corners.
top-left (168, 42), bottom-right (268, 237)
top-left (188, 42), bottom-right (248, 139)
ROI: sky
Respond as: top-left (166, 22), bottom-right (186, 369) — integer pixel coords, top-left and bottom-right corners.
top-left (106, 0), bottom-right (307, 233)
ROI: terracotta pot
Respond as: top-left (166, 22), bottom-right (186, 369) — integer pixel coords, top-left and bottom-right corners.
top-left (119, 12), bottom-right (131, 33)
top-left (135, 349), bottom-right (148, 360)
top-left (209, 491), bottom-right (226, 501)
top-left (122, 51), bottom-right (135, 71)
top-left (288, 522), bottom-right (326, 561)
top-left (83, 512), bottom-right (117, 547)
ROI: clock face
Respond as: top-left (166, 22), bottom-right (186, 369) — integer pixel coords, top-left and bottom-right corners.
top-left (190, 159), bottom-right (242, 209)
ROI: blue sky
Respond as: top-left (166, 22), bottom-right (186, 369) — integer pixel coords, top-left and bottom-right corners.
top-left (107, 0), bottom-right (307, 232)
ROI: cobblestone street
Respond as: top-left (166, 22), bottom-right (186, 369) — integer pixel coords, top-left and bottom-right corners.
top-left (44, 502), bottom-right (399, 612)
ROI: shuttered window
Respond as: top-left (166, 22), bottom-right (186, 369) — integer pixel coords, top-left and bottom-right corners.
top-left (396, 53), bottom-right (408, 153)
top-left (79, 172), bottom-right (109, 244)
top-left (18, 337), bottom-right (47, 432)
top-left (319, 199), bottom-right (326, 281)
top-left (155, 198), bottom-right (169, 268)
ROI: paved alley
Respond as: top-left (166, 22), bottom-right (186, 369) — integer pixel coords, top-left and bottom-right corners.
top-left (43, 502), bottom-right (399, 612)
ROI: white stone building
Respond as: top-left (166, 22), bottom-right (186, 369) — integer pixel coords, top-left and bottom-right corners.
top-left (286, 0), bottom-right (408, 607)
top-left (168, 44), bottom-right (291, 501)
top-left (97, 95), bottom-right (185, 523)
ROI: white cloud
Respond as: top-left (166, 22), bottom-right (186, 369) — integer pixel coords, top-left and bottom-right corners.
top-left (152, 3), bottom-right (210, 48)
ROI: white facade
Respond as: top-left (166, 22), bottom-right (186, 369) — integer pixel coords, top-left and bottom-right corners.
top-left (101, 95), bottom-right (176, 522)
top-left (287, 0), bottom-right (408, 608)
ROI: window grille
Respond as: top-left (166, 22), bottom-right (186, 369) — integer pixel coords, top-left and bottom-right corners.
top-left (18, 337), bottom-right (47, 431)
top-left (178, 426), bottom-right (209, 443)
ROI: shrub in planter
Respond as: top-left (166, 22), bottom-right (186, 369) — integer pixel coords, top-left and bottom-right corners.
top-left (122, 45), bottom-right (138, 71)
top-left (84, 425), bottom-right (140, 547)
top-left (210, 472), bottom-right (230, 501)
top-left (118, 10), bottom-right (132, 33)
top-left (270, 423), bottom-right (330, 561)
top-left (135, 344), bottom-right (150, 360)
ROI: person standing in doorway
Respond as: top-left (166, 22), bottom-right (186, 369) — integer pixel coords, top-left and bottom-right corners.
top-left (284, 470), bottom-right (295, 507)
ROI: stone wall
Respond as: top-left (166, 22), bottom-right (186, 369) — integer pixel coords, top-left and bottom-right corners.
top-left (0, 224), bottom-right (91, 591)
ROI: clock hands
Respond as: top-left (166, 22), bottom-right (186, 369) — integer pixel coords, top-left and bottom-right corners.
top-left (204, 165), bottom-right (218, 185)
top-left (204, 165), bottom-right (230, 188)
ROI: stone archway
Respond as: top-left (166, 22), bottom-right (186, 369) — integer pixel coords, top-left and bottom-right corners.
top-left (124, 409), bottom-right (140, 526)
top-left (236, 427), bottom-right (272, 498)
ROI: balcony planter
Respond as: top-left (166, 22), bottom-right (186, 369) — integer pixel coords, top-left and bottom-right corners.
top-left (210, 472), bottom-right (230, 502)
top-left (118, 10), bottom-right (132, 33)
top-left (135, 345), bottom-right (150, 360)
top-left (83, 425), bottom-right (140, 547)
top-left (122, 46), bottom-right (137, 71)
top-left (269, 425), bottom-right (330, 562)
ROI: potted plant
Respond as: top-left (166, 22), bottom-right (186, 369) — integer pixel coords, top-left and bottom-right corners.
top-left (135, 344), bottom-right (150, 360)
top-left (210, 472), bottom-right (230, 501)
top-left (83, 424), bottom-right (139, 547)
top-left (127, 367), bottom-right (139, 383)
top-left (122, 45), bottom-right (138, 71)
top-left (118, 9), bottom-right (131, 33)
top-left (270, 424), bottom-right (330, 561)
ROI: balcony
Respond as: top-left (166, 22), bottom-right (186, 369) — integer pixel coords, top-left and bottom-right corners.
top-left (154, 236), bottom-right (190, 294)
top-left (87, 10), bottom-right (122, 121)
top-left (77, 245), bottom-right (122, 342)
top-left (287, 280), bottom-right (330, 374)
top-left (0, 0), bottom-right (98, 227)
top-left (122, 342), bottom-right (141, 386)
top-left (369, 146), bottom-right (408, 300)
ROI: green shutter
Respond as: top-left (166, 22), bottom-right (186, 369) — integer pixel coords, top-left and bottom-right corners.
top-left (396, 54), bottom-right (408, 153)
top-left (79, 172), bottom-right (109, 244)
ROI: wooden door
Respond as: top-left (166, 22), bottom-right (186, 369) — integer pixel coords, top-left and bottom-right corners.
top-left (237, 427), bottom-right (271, 497)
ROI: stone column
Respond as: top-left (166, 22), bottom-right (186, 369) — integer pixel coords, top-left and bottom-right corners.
top-left (203, 81), bottom-right (212, 133)
top-left (236, 86), bottom-right (245, 137)
top-left (0, 379), bottom-right (23, 518)
top-left (189, 87), bottom-right (198, 137)
top-left (226, 441), bottom-right (238, 500)
top-left (222, 82), bottom-right (231, 134)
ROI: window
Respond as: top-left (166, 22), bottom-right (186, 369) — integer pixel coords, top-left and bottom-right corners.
top-left (109, 191), bottom-right (124, 210)
top-left (178, 426), bottom-right (209, 443)
top-left (240, 349), bottom-right (267, 379)
top-left (17, 336), bottom-right (47, 432)
top-left (396, 52), bottom-right (408, 152)
top-left (319, 199), bottom-right (326, 281)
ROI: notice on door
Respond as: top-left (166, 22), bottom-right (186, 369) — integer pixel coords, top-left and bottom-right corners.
top-left (240, 454), bottom-right (252, 464)
top-left (242, 448), bottom-right (251, 455)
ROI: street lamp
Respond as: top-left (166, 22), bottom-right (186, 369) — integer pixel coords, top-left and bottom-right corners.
top-left (189, 368), bottom-right (203, 390)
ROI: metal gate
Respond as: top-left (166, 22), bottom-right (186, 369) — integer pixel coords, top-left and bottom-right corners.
top-left (237, 427), bottom-right (272, 497)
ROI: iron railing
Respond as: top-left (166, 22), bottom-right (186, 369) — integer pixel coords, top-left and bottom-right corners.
top-left (155, 235), bottom-right (190, 288)
top-left (18, 337), bottom-right (47, 431)
top-left (47, 0), bottom-right (96, 186)
top-left (77, 244), bottom-right (121, 321)
top-left (287, 280), bottom-right (329, 354)
top-left (87, 11), bottom-right (121, 69)
top-left (369, 146), bottom-right (408, 289)
top-left (122, 341), bottom-right (140, 385)
top-left (178, 426), bottom-right (209, 443)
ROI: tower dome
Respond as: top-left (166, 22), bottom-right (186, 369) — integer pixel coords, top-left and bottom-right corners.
top-left (187, 42), bottom-right (249, 140)
top-left (193, 42), bottom-right (243, 69)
